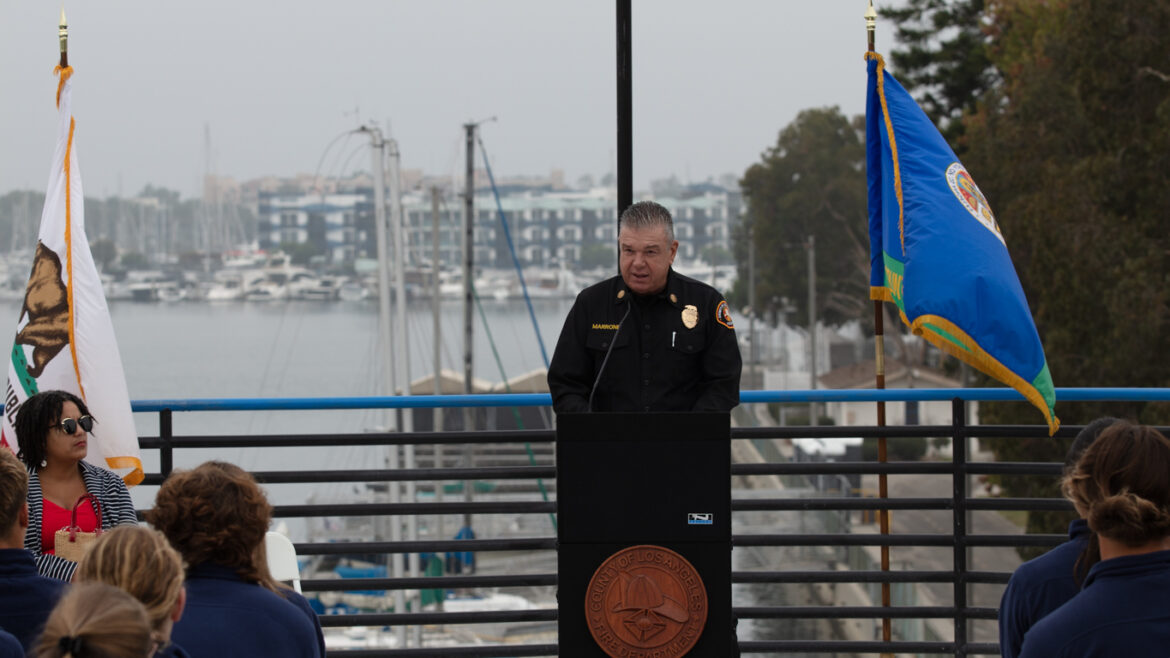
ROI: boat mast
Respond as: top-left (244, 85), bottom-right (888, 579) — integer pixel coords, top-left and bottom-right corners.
top-left (386, 136), bottom-right (422, 644)
top-left (461, 122), bottom-right (475, 526)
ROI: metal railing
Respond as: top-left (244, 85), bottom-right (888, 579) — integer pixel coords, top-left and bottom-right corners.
top-left (129, 388), bottom-right (1170, 657)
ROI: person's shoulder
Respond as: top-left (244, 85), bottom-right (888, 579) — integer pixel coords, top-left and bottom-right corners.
top-left (577, 275), bottom-right (620, 301)
top-left (0, 629), bottom-right (21, 658)
top-left (79, 460), bottom-right (123, 483)
top-left (1011, 537), bottom-right (1084, 585)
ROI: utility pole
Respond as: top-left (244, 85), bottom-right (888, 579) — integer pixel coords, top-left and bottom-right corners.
top-left (807, 234), bottom-right (817, 426)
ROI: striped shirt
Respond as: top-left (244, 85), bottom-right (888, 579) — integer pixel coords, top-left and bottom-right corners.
top-left (24, 461), bottom-right (138, 581)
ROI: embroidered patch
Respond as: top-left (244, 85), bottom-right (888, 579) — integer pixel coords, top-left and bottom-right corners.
top-left (715, 301), bottom-right (734, 329)
top-left (945, 162), bottom-right (1005, 246)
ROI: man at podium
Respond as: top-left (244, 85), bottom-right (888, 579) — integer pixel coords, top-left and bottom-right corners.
top-left (548, 201), bottom-right (742, 413)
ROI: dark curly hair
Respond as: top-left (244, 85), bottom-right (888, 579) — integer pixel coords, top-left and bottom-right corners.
top-left (147, 461), bottom-right (273, 586)
top-left (1064, 422), bottom-right (1170, 547)
top-left (14, 390), bottom-right (93, 468)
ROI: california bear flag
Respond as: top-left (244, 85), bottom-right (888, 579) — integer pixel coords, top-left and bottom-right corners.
top-left (1, 65), bottom-right (142, 485)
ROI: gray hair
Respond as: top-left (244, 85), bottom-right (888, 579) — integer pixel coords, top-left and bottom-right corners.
top-left (619, 201), bottom-right (675, 242)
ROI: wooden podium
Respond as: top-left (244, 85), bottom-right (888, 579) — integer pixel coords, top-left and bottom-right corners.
top-left (556, 412), bottom-right (732, 657)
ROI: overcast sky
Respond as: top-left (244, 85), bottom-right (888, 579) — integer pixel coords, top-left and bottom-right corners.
top-left (0, 2), bottom-right (892, 199)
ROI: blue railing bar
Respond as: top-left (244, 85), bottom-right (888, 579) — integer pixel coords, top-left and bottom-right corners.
top-left (130, 393), bottom-right (553, 412)
top-left (129, 387), bottom-right (1170, 412)
top-left (740, 387), bottom-right (1170, 403)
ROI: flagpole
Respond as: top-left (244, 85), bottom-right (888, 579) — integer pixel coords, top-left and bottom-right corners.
top-left (866, 1), bottom-right (894, 655)
top-left (59, 8), bottom-right (68, 68)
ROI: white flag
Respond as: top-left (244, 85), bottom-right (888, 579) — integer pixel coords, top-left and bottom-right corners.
top-left (1, 66), bottom-right (142, 485)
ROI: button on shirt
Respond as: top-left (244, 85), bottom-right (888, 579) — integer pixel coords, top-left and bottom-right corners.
top-left (547, 270), bottom-right (741, 413)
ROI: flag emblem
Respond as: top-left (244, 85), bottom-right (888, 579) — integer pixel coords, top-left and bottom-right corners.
top-left (945, 163), bottom-right (1004, 244)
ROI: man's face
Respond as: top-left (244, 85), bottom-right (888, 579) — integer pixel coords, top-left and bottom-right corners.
top-left (619, 224), bottom-right (679, 296)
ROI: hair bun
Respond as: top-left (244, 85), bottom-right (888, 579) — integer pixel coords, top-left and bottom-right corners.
top-left (1090, 492), bottom-right (1170, 544)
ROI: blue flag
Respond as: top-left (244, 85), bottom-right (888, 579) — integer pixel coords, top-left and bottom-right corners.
top-left (865, 52), bottom-right (1058, 434)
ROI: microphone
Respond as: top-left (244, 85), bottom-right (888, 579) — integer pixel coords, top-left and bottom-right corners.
top-left (588, 300), bottom-right (631, 412)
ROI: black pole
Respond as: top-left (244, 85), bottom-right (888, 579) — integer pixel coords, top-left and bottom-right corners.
top-left (616, 0), bottom-right (632, 224)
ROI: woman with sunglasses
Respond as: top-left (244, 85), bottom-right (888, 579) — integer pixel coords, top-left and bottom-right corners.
top-left (14, 390), bottom-right (137, 581)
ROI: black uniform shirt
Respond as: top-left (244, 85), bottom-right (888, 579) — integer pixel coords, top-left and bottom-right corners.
top-left (547, 269), bottom-right (742, 412)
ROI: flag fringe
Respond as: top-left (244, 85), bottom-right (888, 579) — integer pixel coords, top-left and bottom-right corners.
top-left (105, 456), bottom-right (144, 486)
top-left (865, 52), bottom-right (906, 257)
top-left (907, 312), bottom-right (1059, 435)
top-left (52, 66), bottom-right (73, 109)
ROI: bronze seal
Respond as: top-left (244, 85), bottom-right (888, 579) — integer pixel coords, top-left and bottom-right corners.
top-left (585, 545), bottom-right (707, 657)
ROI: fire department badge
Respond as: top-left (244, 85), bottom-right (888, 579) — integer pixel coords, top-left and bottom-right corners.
top-left (585, 545), bottom-right (707, 657)
top-left (945, 162), bottom-right (1006, 246)
top-left (681, 305), bottom-right (698, 329)
top-left (715, 301), bottom-right (734, 329)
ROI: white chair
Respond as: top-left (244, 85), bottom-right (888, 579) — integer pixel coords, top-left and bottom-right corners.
top-left (264, 530), bottom-right (302, 593)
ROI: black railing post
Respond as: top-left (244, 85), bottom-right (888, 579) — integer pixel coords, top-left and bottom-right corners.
top-left (159, 408), bottom-right (173, 477)
top-left (952, 397), bottom-right (968, 657)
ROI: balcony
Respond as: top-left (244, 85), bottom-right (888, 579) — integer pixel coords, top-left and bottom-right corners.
top-left (129, 388), bottom-right (1170, 656)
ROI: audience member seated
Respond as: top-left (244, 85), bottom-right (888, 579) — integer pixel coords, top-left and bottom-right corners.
top-left (34, 583), bottom-right (154, 658)
top-left (0, 446), bottom-right (65, 651)
top-left (998, 417), bottom-right (1118, 658)
top-left (15, 390), bottom-right (138, 580)
top-left (148, 461), bottom-right (324, 658)
top-left (77, 526), bottom-right (190, 657)
top-left (1019, 422), bottom-right (1170, 657)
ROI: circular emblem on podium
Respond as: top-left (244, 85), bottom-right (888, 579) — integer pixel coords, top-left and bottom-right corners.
top-left (585, 544), bottom-right (707, 657)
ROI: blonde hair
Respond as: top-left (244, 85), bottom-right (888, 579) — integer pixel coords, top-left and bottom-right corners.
top-left (1064, 421), bottom-right (1170, 546)
top-left (35, 582), bottom-right (153, 658)
top-left (77, 526), bottom-right (184, 637)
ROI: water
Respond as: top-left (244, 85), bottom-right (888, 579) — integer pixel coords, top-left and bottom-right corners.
top-left (0, 296), bottom-right (572, 525)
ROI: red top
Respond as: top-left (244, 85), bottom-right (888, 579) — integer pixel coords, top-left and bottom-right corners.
top-left (41, 498), bottom-right (98, 555)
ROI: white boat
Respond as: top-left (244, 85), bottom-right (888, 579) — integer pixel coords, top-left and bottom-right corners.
top-left (295, 275), bottom-right (347, 301)
top-left (475, 266), bottom-right (579, 301)
top-left (206, 270), bottom-right (266, 301)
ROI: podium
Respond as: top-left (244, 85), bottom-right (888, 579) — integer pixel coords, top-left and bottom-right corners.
top-left (556, 412), bottom-right (732, 657)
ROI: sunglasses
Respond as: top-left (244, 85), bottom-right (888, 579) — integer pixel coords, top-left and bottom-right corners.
top-left (51, 416), bottom-right (95, 434)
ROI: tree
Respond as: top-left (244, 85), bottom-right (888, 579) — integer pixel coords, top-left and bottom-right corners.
top-left (735, 108), bottom-right (870, 327)
top-left (881, 0), bottom-right (999, 149)
top-left (959, 0), bottom-right (1170, 553)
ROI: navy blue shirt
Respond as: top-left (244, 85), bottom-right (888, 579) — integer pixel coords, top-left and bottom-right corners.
top-left (0, 629), bottom-right (21, 658)
top-left (171, 563), bottom-right (323, 658)
top-left (998, 519), bottom-right (1090, 658)
top-left (0, 548), bottom-right (67, 651)
top-left (1019, 549), bottom-right (1170, 657)
top-left (156, 641), bottom-right (193, 658)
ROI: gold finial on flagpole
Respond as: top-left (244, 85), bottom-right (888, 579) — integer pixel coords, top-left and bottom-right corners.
top-left (865, 0), bottom-right (877, 52)
top-left (59, 6), bottom-right (69, 67)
